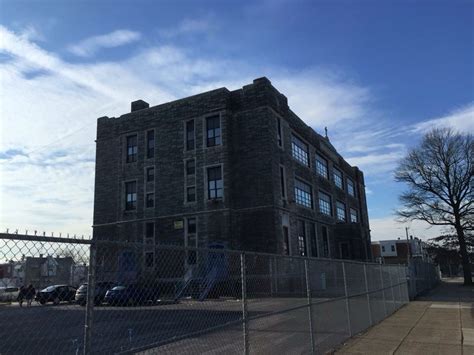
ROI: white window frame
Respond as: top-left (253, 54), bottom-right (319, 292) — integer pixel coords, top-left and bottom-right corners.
top-left (184, 158), bottom-right (197, 205)
top-left (318, 190), bottom-right (332, 216)
top-left (184, 216), bottom-right (198, 268)
top-left (347, 178), bottom-right (356, 197)
top-left (279, 164), bottom-right (287, 200)
top-left (333, 168), bottom-right (343, 189)
top-left (124, 179), bottom-right (138, 211)
top-left (291, 134), bottom-right (310, 167)
top-left (282, 213), bottom-right (291, 256)
top-left (204, 164), bottom-right (224, 201)
top-left (350, 208), bottom-right (358, 223)
top-left (336, 201), bottom-right (346, 222)
top-left (143, 222), bottom-right (155, 269)
top-left (316, 154), bottom-right (329, 179)
top-left (203, 112), bottom-right (223, 148)
top-left (146, 128), bottom-right (155, 159)
top-left (277, 117), bottom-right (284, 149)
top-left (294, 177), bottom-right (313, 209)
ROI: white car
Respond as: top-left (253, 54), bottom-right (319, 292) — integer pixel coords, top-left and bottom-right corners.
top-left (0, 287), bottom-right (20, 302)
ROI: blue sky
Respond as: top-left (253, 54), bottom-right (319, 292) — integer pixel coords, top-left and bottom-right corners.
top-left (0, 0), bottom-right (473, 240)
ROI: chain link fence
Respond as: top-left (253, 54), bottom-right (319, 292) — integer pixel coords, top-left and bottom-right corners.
top-left (407, 259), bottom-right (440, 299)
top-left (1, 233), bottom-right (411, 354)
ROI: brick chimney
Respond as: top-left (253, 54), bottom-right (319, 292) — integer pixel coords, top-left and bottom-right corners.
top-left (131, 99), bottom-right (149, 112)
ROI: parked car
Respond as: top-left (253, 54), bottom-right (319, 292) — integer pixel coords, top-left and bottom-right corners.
top-left (0, 286), bottom-right (19, 302)
top-left (104, 284), bottom-right (159, 306)
top-left (75, 282), bottom-right (116, 306)
top-left (36, 285), bottom-right (77, 305)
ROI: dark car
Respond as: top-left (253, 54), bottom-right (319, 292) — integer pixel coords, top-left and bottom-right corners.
top-left (104, 284), bottom-right (159, 306)
top-left (36, 285), bottom-right (77, 305)
top-left (75, 282), bottom-right (116, 306)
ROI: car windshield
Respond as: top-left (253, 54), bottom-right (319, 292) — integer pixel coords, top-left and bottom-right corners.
top-left (111, 286), bottom-right (125, 291)
top-left (42, 286), bottom-right (56, 292)
top-left (78, 284), bottom-right (88, 291)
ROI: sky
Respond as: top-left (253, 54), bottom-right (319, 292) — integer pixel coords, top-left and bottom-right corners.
top-left (0, 0), bottom-right (473, 241)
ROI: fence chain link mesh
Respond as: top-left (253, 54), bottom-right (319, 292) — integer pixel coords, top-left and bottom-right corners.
top-left (0, 233), bottom-right (439, 354)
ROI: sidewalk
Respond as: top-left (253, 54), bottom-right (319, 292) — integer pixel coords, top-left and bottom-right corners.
top-left (336, 278), bottom-right (474, 355)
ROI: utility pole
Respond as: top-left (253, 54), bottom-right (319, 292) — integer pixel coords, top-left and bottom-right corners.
top-left (405, 227), bottom-right (411, 264)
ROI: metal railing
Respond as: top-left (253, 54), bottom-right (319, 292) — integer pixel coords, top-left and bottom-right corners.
top-left (0, 234), bottom-right (410, 354)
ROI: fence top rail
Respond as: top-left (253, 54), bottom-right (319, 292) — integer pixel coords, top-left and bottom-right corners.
top-left (0, 233), bottom-right (93, 245)
top-left (0, 233), bottom-right (413, 268)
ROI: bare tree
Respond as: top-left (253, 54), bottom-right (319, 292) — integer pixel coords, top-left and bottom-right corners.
top-left (395, 128), bottom-right (473, 285)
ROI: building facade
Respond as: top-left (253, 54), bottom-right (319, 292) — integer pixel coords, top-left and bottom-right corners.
top-left (371, 237), bottom-right (431, 264)
top-left (93, 77), bottom-right (371, 273)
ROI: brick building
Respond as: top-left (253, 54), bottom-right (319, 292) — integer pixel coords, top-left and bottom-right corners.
top-left (93, 77), bottom-right (371, 275)
top-left (371, 237), bottom-right (431, 265)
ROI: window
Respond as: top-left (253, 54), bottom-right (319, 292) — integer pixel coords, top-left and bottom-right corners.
top-left (206, 115), bottom-right (221, 147)
top-left (147, 130), bottom-right (155, 158)
top-left (291, 135), bottom-right (309, 166)
top-left (294, 179), bottom-right (312, 208)
top-left (186, 120), bottom-right (195, 150)
top-left (336, 201), bottom-right (346, 221)
top-left (280, 166), bottom-right (286, 199)
top-left (347, 178), bottom-right (355, 197)
top-left (145, 252), bottom-right (154, 268)
top-left (297, 220), bottom-right (307, 256)
top-left (277, 118), bottom-right (282, 147)
top-left (186, 218), bottom-right (197, 265)
top-left (146, 167), bottom-right (155, 182)
top-left (350, 208), bottom-right (358, 223)
top-left (125, 181), bottom-right (137, 210)
top-left (319, 191), bottom-right (332, 216)
top-left (186, 159), bottom-right (195, 175)
top-left (126, 135), bottom-right (137, 163)
top-left (382, 245), bottom-right (386, 252)
top-left (187, 187), bottom-right (196, 202)
top-left (282, 226), bottom-right (290, 255)
top-left (207, 166), bottom-right (223, 199)
top-left (316, 154), bottom-right (329, 179)
top-left (146, 222), bottom-right (154, 240)
top-left (310, 223), bottom-right (318, 257)
top-left (187, 217), bottom-right (196, 234)
top-left (146, 193), bottom-right (154, 208)
top-left (391, 245), bottom-right (395, 252)
top-left (322, 226), bottom-right (329, 257)
top-left (333, 168), bottom-right (343, 189)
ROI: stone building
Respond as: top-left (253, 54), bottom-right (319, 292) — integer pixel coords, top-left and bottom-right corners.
top-left (93, 77), bottom-right (371, 276)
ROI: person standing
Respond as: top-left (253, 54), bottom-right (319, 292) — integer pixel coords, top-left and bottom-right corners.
top-left (17, 285), bottom-right (25, 307)
top-left (25, 284), bottom-right (35, 307)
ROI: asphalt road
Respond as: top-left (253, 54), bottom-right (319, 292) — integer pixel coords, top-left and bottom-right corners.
top-left (0, 296), bottom-right (399, 354)
top-left (0, 299), bottom-right (244, 355)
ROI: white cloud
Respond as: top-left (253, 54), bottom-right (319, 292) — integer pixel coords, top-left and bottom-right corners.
top-left (412, 102), bottom-right (474, 133)
top-left (158, 18), bottom-right (213, 38)
top-left (0, 24), bottom-right (469, 237)
top-left (346, 151), bottom-right (406, 175)
top-left (68, 29), bottom-right (141, 57)
top-left (19, 25), bottom-right (45, 42)
top-left (370, 216), bottom-right (449, 242)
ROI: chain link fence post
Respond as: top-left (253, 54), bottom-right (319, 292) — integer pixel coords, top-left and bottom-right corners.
top-left (83, 242), bottom-right (96, 355)
top-left (379, 264), bottom-right (387, 316)
top-left (341, 262), bottom-right (352, 337)
top-left (397, 264), bottom-right (402, 308)
top-left (363, 264), bottom-right (372, 325)
top-left (240, 252), bottom-right (249, 355)
top-left (389, 266), bottom-right (395, 313)
top-left (304, 259), bottom-right (315, 354)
